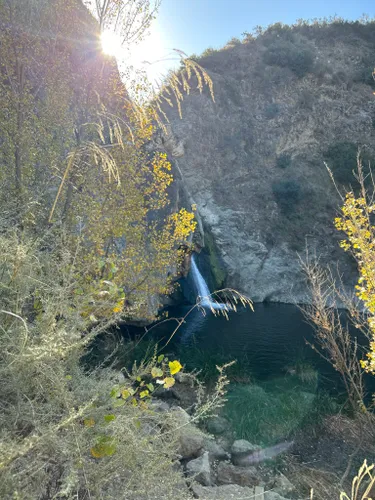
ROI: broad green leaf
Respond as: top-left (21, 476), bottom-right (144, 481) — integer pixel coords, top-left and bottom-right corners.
top-left (139, 390), bottom-right (149, 399)
top-left (157, 354), bottom-right (164, 363)
top-left (90, 437), bottom-right (116, 459)
top-left (146, 383), bottom-right (154, 392)
top-left (110, 386), bottom-right (120, 398)
top-left (104, 414), bottom-right (116, 422)
top-left (113, 398), bottom-right (126, 408)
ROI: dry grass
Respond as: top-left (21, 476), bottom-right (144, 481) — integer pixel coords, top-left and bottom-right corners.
top-left (0, 228), bottom-right (230, 499)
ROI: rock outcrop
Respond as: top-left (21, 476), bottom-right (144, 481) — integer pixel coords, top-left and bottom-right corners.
top-left (163, 22), bottom-right (375, 303)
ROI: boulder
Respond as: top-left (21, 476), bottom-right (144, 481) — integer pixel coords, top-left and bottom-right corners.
top-left (170, 406), bottom-right (191, 426)
top-left (206, 416), bottom-right (231, 435)
top-left (203, 438), bottom-right (229, 461)
top-left (216, 462), bottom-right (260, 487)
top-left (178, 425), bottom-right (206, 459)
top-left (192, 484), bottom-right (259, 499)
top-left (269, 472), bottom-right (295, 496)
top-left (186, 451), bottom-right (211, 486)
top-left (264, 492), bottom-right (293, 500)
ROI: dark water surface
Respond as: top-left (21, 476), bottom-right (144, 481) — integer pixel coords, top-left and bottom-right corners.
top-left (142, 303), bottom-right (342, 389)
top-left (115, 301), bottom-right (373, 445)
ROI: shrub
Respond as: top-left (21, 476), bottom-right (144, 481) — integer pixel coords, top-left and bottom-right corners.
top-left (225, 37), bottom-right (241, 47)
top-left (200, 47), bottom-right (218, 58)
top-left (323, 141), bottom-right (358, 185)
top-left (298, 89), bottom-right (315, 110)
top-left (265, 102), bottom-right (280, 119)
top-left (353, 55), bottom-right (375, 88)
top-left (263, 39), bottom-right (315, 78)
top-left (272, 179), bottom-right (301, 214)
top-left (276, 153), bottom-right (292, 169)
top-left (0, 228), bottom-right (229, 499)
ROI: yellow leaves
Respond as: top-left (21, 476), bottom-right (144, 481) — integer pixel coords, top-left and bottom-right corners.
top-left (171, 208), bottom-right (197, 241)
top-left (113, 298), bottom-right (124, 313)
top-left (121, 389), bottom-right (131, 399)
top-left (151, 366), bottom-right (163, 378)
top-left (335, 191), bottom-right (375, 373)
top-left (168, 360), bottom-right (182, 375)
top-left (163, 377), bottom-right (175, 389)
top-left (83, 418), bottom-right (95, 428)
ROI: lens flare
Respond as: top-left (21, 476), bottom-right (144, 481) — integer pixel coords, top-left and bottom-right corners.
top-left (101, 30), bottom-right (122, 57)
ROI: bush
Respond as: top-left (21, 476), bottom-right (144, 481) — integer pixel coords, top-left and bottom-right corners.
top-left (276, 153), bottom-right (292, 169)
top-left (323, 141), bottom-right (358, 185)
top-left (272, 179), bottom-right (301, 214)
top-left (0, 228), bottom-right (227, 499)
top-left (353, 55), bottom-right (375, 88)
top-left (265, 102), bottom-right (280, 119)
top-left (200, 47), bottom-right (218, 58)
top-left (298, 89), bottom-right (315, 110)
top-left (263, 39), bottom-right (315, 78)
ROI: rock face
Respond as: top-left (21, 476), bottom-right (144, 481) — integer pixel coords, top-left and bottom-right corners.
top-left (163, 22), bottom-right (375, 303)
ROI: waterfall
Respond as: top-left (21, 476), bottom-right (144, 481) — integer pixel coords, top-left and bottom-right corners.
top-left (190, 254), bottom-right (225, 311)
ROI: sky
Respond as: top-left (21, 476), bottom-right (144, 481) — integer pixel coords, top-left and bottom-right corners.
top-left (122, 0), bottom-right (375, 84)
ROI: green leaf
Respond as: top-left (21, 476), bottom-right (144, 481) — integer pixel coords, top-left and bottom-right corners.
top-left (90, 436), bottom-right (116, 459)
top-left (104, 414), bottom-right (116, 423)
top-left (113, 398), bottom-right (126, 408)
top-left (157, 354), bottom-right (165, 363)
top-left (139, 390), bottom-right (149, 399)
top-left (110, 386), bottom-right (120, 398)
top-left (146, 383), bottom-right (155, 392)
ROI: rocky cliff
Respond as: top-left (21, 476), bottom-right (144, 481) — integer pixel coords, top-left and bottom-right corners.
top-left (162, 21), bottom-right (375, 303)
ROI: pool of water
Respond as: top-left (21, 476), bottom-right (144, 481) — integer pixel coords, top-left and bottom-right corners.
top-left (106, 301), bottom-right (370, 446)
top-left (143, 302), bottom-right (343, 389)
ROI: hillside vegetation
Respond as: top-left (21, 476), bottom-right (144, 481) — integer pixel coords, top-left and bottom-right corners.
top-left (163, 18), bottom-right (375, 303)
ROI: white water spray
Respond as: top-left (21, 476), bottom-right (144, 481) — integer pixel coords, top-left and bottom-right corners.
top-left (190, 254), bottom-right (226, 311)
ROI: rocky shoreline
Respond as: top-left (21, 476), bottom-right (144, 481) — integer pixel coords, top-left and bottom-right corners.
top-left (149, 375), bottom-right (302, 500)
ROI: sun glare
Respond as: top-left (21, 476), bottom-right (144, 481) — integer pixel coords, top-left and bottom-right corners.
top-left (101, 30), bottom-right (122, 57)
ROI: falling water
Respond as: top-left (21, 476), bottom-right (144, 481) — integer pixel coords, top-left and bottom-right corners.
top-left (190, 254), bottom-right (225, 311)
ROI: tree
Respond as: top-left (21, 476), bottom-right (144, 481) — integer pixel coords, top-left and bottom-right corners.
top-left (0, 1), bottom-right (229, 498)
top-left (85, 0), bottom-right (161, 44)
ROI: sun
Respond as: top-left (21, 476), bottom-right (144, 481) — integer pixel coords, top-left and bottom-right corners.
top-left (101, 30), bottom-right (122, 57)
